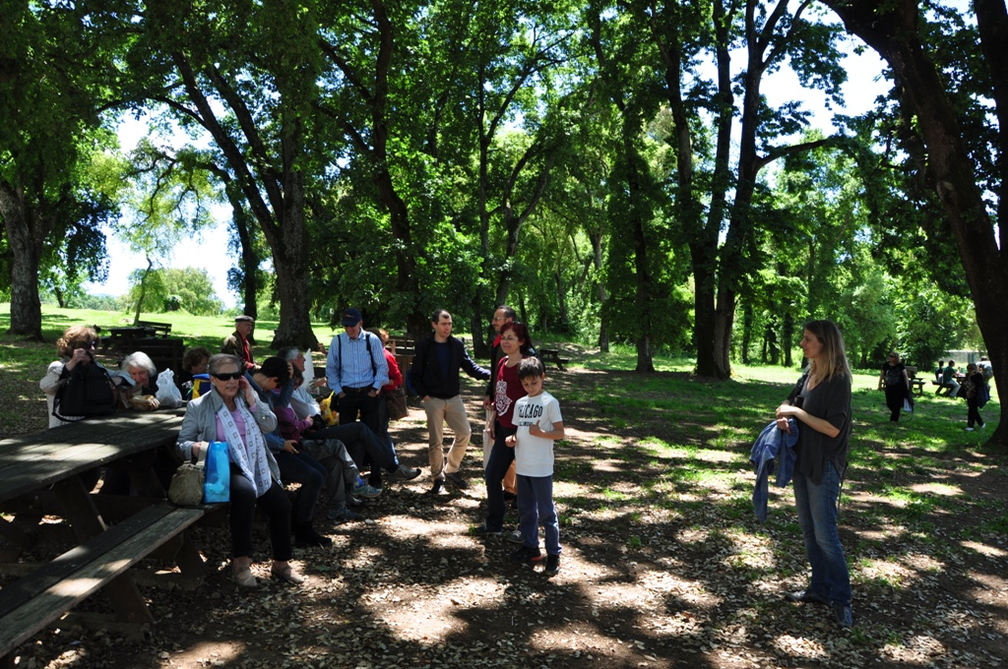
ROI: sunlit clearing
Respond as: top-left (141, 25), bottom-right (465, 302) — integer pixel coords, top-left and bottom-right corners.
top-left (772, 634), bottom-right (829, 661)
top-left (959, 540), bottom-right (1008, 558)
top-left (367, 578), bottom-right (505, 643)
top-left (909, 482), bottom-right (963, 497)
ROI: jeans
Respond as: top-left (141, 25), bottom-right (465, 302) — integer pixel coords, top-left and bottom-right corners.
top-left (423, 395), bottom-right (472, 480)
top-left (484, 422), bottom-right (517, 532)
top-left (301, 438), bottom-right (360, 512)
top-left (273, 450), bottom-right (327, 525)
top-left (229, 466), bottom-right (292, 561)
top-left (792, 462), bottom-right (851, 606)
top-left (310, 421), bottom-right (398, 486)
top-left (517, 474), bottom-right (560, 556)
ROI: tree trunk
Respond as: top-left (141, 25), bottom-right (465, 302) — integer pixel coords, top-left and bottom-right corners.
top-left (0, 182), bottom-right (44, 340)
top-left (132, 256), bottom-right (154, 325)
top-left (822, 0), bottom-right (1008, 446)
top-left (783, 311), bottom-right (795, 369)
top-left (226, 181), bottom-right (259, 321)
top-left (741, 302), bottom-right (753, 365)
top-left (636, 334), bottom-right (655, 373)
top-left (268, 133), bottom-right (318, 351)
top-left (591, 229), bottom-right (609, 352)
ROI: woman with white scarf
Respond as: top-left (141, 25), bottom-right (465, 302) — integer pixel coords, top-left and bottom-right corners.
top-left (176, 353), bottom-right (304, 588)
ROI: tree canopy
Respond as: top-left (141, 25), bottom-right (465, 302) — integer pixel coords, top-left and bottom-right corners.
top-left (2, 0), bottom-right (1005, 442)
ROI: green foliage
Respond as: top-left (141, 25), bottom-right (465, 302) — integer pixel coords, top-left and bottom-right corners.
top-left (126, 267), bottom-right (224, 317)
top-left (895, 285), bottom-right (975, 368)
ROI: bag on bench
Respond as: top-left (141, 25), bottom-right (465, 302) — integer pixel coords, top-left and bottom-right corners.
top-left (169, 446), bottom-right (208, 506)
top-left (53, 359), bottom-right (120, 422)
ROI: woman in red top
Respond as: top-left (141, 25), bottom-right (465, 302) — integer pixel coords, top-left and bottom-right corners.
top-left (480, 321), bottom-right (534, 534)
top-left (369, 328), bottom-right (403, 453)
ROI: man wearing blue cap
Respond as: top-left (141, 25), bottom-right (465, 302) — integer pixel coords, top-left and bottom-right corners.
top-left (325, 308), bottom-right (389, 436)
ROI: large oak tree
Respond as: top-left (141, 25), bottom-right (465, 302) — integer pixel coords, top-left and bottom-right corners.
top-left (821, 0), bottom-right (1008, 444)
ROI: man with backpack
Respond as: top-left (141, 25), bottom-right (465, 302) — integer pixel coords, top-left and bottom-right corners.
top-left (325, 308), bottom-right (389, 436)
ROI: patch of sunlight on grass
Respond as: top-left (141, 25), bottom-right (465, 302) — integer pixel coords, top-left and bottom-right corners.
top-left (856, 559), bottom-right (909, 590)
top-left (693, 447), bottom-right (741, 464)
top-left (908, 482), bottom-right (963, 497)
top-left (959, 540), bottom-right (1008, 558)
top-left (600, 486), bottom-right (629, 501)
top-left (648, 443), bottom-right (698, 460)
top-left (708, 426), bottom-right (750, 449)
top-left (593, 435), bottom-right (622, 447)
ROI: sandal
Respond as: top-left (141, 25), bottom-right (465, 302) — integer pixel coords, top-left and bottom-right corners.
top-left (233, 565), bottom-right (258, 588)
top-left (271, 563), bottom-right (305, 585)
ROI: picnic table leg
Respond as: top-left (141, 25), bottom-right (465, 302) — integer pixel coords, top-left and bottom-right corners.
top-left (173, 533), bottom-right (208, 583)
top-left (0, 514), bottom-right (35, 555)
top-left (51, 477), bottom-right (154, 625)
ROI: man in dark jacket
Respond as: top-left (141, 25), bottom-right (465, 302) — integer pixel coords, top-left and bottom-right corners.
top-left (411, 309), bottom-right (491, 494)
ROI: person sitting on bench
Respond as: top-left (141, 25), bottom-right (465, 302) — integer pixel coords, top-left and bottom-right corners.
top-left (938, 360), bottom-right (961, 398)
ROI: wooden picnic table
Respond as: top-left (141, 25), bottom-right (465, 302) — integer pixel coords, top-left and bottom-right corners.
top-left (538, 348), bottom-right (571, 372)
top-left (0, 410), bottom-right (210, 664)
top-left (99, 325), bottom-right (157, 350)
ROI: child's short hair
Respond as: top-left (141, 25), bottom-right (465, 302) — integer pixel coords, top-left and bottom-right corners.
top-left (517, 356), bottom-right (545, 379)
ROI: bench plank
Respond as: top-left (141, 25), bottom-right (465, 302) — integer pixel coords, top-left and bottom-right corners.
top-left (0, 505), bottom-right (204, 655)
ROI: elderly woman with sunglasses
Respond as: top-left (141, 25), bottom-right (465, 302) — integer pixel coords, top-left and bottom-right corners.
top-left (176, 353), bottom-right (303, 588)
top-left (40, 325), bottom-right (105, 428)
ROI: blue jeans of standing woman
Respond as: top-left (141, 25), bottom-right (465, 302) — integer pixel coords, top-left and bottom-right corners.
top-left (484, 422), bottom-right (517, 532)
top-left (792, 462), bottom-right (851, 606)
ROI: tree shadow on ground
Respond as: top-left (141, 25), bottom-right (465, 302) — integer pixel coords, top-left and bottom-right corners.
top-left (4, 361), bottom-right (1008, 668)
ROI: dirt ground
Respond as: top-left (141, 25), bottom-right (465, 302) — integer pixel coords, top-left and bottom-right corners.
top-left (4, 367), bottom-right (1008, 669)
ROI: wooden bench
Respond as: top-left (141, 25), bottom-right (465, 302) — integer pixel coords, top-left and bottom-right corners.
top-left (136, 320), bottom-right (173, 337)
top-left (0, 504), bottom-right (205, 662)
top-left (538, 348), bottom-right (571, 372)
top-left (905, 366), bottom-right (925, 396)
top-left (388, 335), bottom-right (416, 376)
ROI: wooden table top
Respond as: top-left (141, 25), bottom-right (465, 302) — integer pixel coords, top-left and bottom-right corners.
top-left (0, 410), bottom-right (185, 504)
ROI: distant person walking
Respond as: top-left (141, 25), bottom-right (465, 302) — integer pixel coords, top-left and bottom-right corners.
top-left (775, 320), bottom-right (854, 630)
top-left (964, 362), bottom-right (987, 431)
top-left (878, 352), bottom-right (911, 422)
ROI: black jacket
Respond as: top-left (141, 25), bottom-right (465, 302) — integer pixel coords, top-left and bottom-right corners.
top-left (411, 336), bottom-right (490, 399)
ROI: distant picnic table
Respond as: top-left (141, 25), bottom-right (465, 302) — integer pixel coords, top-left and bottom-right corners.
top-left (100, 323), bottom-right (185, 373)
top-left (539, 348), bottom-right (571, 372)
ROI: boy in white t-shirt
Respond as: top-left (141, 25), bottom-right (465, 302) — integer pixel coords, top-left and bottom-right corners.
top-left (506, 357), bottom-right (565, 576)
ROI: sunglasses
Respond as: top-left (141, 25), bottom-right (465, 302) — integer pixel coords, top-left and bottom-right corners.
top-left (212, 372), bottom-right (244, 381)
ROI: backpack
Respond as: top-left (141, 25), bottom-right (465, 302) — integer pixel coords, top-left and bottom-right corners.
top-left (884, 365), bottom-right (903, 387)
top-left (53, 361), bottom-right (120, 422)
top-left (977, 381), bottom-right (990, 408)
